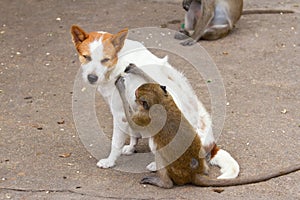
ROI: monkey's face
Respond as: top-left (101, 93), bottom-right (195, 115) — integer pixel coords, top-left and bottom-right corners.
top-left (132, 83), bottom-right (170, 127)
top-left (135, 83), bottom-right (168, 110)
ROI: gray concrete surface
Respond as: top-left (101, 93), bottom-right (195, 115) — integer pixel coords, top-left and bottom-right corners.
top-left (0, 0), bottom-right (299, 199)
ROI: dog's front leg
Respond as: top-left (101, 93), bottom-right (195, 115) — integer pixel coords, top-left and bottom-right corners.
top-left (96, 123), bottom-right (127, 168)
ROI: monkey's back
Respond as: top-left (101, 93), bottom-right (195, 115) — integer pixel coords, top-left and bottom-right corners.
top-left (153, 98), bottom-right (206, 185)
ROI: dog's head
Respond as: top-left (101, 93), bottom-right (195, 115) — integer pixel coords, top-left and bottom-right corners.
top-left (71, 25), bottom-right (128, 84)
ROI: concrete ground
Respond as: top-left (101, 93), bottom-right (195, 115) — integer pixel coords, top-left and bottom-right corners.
top-left (0, 0), bottom-right (299, 199)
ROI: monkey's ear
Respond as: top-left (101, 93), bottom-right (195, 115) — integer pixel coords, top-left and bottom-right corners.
top-left (160, 85), bottom-right (167, 94)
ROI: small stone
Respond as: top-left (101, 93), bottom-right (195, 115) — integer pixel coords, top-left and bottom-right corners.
top-left (281, 109), bottom-right (287, 114)
top-left (59, 153), bottom-right (71, 158)
top-left (222, 51), bottom-right (229, 55)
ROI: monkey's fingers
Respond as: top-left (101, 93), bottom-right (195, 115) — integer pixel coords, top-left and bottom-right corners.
top-left (180, 39), bottom-right (197, 46)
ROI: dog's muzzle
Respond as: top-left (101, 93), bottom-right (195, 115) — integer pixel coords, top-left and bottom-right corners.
top-left (87, 74), bottom-right (98, 84)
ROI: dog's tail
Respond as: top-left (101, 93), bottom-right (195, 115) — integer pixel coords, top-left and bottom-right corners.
top-left (208, 144), bottom-right (240, 179)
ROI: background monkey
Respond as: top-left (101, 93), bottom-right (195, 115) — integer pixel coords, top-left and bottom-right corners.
top-left (175, 0), bottom-right (243, 45)
top-left (176, 0), bottom-right (294, 45)
top-left (115, 65), bottom-right (300, 188)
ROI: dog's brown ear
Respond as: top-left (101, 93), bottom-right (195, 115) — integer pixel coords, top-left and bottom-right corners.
top-left (111, 28), bottom-right (128, 53)
top-left (71, 25), bottom-right (89, 47)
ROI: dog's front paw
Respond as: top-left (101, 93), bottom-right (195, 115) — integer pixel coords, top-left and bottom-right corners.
top-left (146, 161), bottom-right (157, 172)
top-left (122, 145), bottom-right (136, 155)
top-left (96, 158), bottom-right (115, 168)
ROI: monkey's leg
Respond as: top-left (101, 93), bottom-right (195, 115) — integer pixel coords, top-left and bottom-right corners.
top-left (202, 24), bottom-right (230, 40)
top-left (201, 5), bottom-right (232, 40)
top-left (174, 8), bottom-right (194, 40)
top-left (124, 63), bottom-right (156, 83)
top-left (140, 168), bottom-right (173, 188)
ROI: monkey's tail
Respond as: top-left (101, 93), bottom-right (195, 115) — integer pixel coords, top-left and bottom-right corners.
top-left (193, 164), bottom-right (300, 187)
top-left (209, 146), bottom-right (240, 179)
top-left (242, 9), bottom-right (294, 15)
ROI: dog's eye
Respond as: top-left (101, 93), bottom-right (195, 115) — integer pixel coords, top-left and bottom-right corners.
top-left (101, 58), bottom-right (110, 64)
top-left (83, 55), bottom-right (91, 61)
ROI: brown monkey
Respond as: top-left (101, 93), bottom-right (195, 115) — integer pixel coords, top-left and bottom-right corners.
top-left (176, 0), bottom-right (294, 46)
top-left (115, 66), bottom-right (300, 188)
top-left (175, 0), bottom-right (243, 45)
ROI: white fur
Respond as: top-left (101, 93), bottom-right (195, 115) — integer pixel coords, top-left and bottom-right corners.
top-left (209, 149), bottom-right (240, 179)
top-left (81, 37), bottom-right (239, 178)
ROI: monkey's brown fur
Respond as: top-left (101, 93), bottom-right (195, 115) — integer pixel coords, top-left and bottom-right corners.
top-left (115, 65), bottom-right (300, 188)
top-left (116, 80), bottom-right (209, 188)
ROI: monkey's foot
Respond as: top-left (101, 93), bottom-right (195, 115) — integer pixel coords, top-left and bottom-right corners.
top-left (122, 145), bottom-right (136, 155)
top-left (96, 158), bottom-right (115, 168)
top-left (141, 176), bottom-right (173, 188)
top-left (174, 30), bottom-right (190, 40)
top-left (146, 162), bottom-right (157, 171)
top-left (180, 39), bottom-right (197, 46)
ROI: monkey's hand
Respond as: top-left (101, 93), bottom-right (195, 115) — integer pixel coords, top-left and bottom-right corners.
top-left (174, 29), bottom-right (190, 40)
top-left (115, 75), bottom-right (126, 92)
top-left (180, 38), bottom-right (197, 46)
top-left (182, 0), bottom-right (193, 11)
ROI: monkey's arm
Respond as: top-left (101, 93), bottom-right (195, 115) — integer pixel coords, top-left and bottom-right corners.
top-left (181, 0), bottom-right (215, 46)
top-left (124, 63), bottom-right (156, 83)
top-left (115, 76), bottom-right (165, 136)
top-left (115, 76), bottom-right (135, 124)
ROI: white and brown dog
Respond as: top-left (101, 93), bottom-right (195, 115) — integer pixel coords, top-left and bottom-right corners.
top-left (71, 25), bottom-right (239, 179)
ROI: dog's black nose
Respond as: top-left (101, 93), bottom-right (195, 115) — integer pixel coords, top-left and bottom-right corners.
top-left (87, 74), bottom-right (98, 84)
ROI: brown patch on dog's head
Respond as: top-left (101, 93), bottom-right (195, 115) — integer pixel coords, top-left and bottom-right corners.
top-left (71, 25), bottom-right (128, 69)
top-left (101, 28), bottom-right (128, 69)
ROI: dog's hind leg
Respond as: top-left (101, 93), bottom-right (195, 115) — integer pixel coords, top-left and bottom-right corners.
top-left (122, 136), bottom-right (138, 155)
